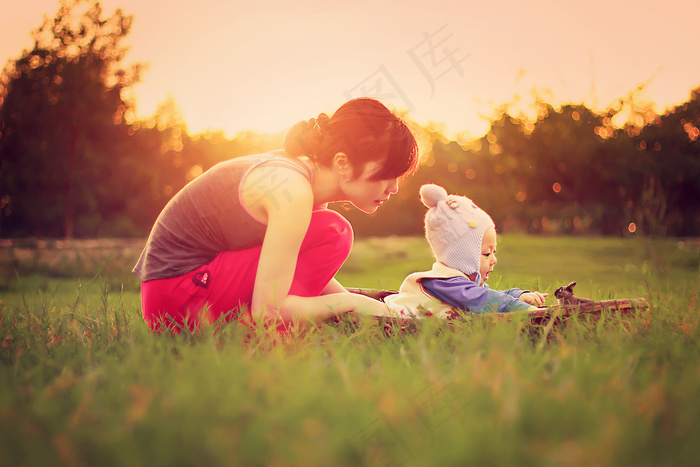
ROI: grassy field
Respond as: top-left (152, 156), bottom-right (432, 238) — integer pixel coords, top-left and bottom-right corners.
top-left (1, 234), bottom-right (699, 466)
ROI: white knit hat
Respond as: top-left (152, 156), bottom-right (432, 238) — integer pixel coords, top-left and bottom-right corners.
top-left (420, 184), bottom-right (495, 275)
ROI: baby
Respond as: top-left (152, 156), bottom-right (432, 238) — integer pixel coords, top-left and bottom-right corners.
top-left (385, 184), bottom-right (547, 319)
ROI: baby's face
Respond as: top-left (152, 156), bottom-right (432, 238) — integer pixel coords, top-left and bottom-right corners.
top-left (479, 226), bottom-right (498, 285)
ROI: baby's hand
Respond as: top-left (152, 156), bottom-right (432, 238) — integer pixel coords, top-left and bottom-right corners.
top-left (519, 292), bottom-right (548, 307)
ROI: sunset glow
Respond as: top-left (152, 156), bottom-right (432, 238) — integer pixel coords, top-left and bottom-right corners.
top-left (3, 0), bottom-right (700, 139)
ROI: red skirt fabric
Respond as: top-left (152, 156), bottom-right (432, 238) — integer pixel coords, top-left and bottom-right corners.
top-left (140, 209), bottom-right (353, 334)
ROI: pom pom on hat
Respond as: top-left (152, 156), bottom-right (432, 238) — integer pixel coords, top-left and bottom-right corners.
top-left (420, 184), bottom-right (447, 208)
top-left (420, 183), bottom-right (495, 276)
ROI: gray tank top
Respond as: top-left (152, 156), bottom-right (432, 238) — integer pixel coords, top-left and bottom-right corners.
top-left (133, 153), bottom-right (312, 281)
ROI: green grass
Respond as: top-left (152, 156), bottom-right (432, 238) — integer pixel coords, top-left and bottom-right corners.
top-left (1, 235), bottom-right (699, 466)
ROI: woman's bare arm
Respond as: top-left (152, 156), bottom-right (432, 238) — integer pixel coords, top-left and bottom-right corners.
top-left (280, 292), bottom-right (394, 326)
top-left (243, 165), bottom-right (385, 327)
top-left (321, 278), bottom-right (348, 294)
top-left (242, 165), bottom-right (313, 324)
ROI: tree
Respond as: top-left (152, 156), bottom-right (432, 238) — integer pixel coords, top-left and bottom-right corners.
top-left (631, 87), bottom-right (700, 236)
top-left (0, 0), bottom-right (141, 237)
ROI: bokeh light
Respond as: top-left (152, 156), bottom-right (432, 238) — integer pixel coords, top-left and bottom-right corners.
top-left (187, 165), bottom-right (203, 181)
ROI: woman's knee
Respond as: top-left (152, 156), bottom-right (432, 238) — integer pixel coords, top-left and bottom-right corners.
top-left (306, 209), bottom-right (353, 255)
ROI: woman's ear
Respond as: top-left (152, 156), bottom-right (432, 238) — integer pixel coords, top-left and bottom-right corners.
top-left (333, 152), bottom-right (352, 179)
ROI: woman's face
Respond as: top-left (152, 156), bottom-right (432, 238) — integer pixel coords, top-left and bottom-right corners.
top-left (340, 160), bottom-right (399, 214)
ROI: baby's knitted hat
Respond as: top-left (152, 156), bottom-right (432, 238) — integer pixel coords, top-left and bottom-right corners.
top-left (420, 184), bottom-right (495, 275)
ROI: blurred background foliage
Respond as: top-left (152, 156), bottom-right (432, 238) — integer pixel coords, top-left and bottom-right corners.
top-left (1, 1), bottom-right (698, 239)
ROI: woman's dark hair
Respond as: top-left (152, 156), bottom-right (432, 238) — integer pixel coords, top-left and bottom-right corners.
top-left (284, 98), bottom-right (419, 180)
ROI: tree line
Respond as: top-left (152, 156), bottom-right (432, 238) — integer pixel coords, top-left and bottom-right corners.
top-left (1, 1), bottom-right (698, 239)
top-left (347, 95), bottom-right (700, 238)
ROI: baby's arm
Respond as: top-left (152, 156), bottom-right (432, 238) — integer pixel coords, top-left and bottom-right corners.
top-left (518, 292), bottom-right (548, 307)
top-left (499, 287), bottom-right (548, 307)
top-left (422, 277), bottom-right (533, 313)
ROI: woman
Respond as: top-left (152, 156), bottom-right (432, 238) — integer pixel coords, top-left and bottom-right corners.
top-left (133, 98), bottom-right (419, 333)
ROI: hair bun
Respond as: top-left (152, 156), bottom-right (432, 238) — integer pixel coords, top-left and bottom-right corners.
top-left (316, 112), bottom-right (330, 129)
top-left (284, 117), bottom-right (324, 157)
top-left (420, 184), bottom-right (447, 208)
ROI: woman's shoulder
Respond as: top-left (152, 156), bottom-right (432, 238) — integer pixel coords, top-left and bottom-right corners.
top-left (213, 151), bottom-right (283, 168)
top-left (240, 151), bottom-right (315, 220)
top-left (250, 154), bottom-right (315, 191)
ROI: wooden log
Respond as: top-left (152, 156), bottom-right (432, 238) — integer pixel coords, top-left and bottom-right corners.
top-left (346, 287), bottom-right (398, 302)
top-left (525, 298), bottom-right (649, 319)
top-left (347, 287), bottom-right (649, 321)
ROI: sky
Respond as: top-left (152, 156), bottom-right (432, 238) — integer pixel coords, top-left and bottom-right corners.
top-left (2, 0), bottom-right (700, 139)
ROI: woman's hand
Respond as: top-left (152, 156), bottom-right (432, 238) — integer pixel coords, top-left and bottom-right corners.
top-left (279, 292), bottom-right (393, 328)
top-left (349, 293), bottom-right (394, 317)
top-left (519, 292), bottom-right (548, 307)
